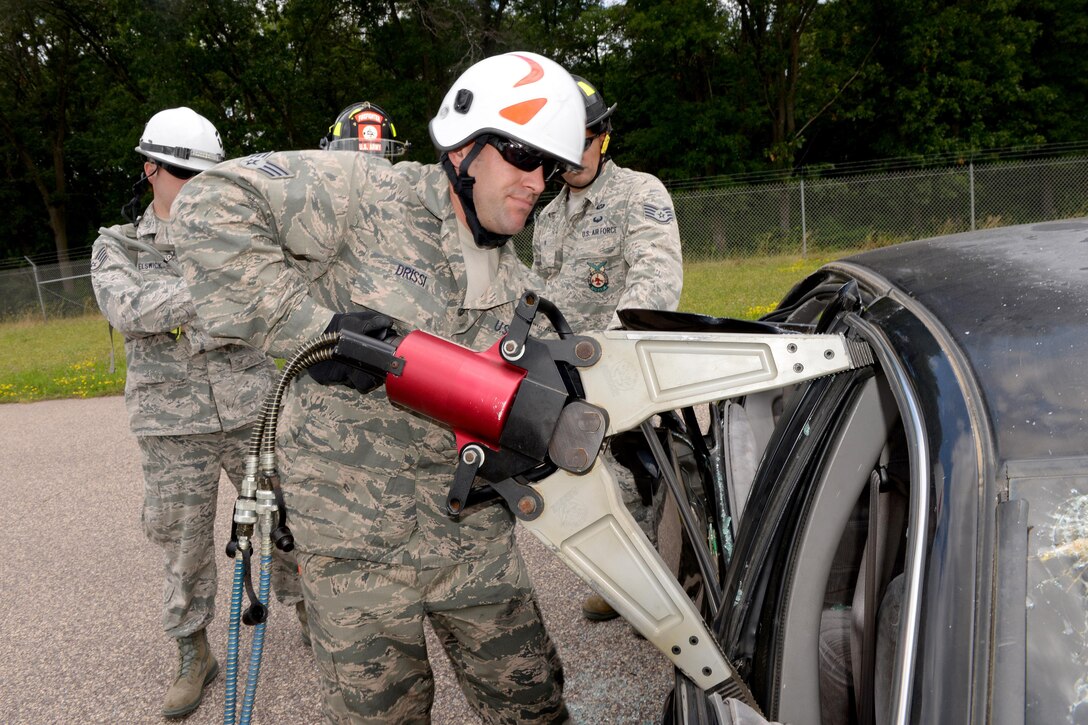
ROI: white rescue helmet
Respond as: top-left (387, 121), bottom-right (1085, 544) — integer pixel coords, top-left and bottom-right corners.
top-left (429, 52), bottom-right (585, 170)
top-left (135, 107), bottom-right (225, 172)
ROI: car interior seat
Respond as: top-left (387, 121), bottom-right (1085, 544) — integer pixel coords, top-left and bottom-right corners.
top-left (817, 448), bottom-right (909, 725)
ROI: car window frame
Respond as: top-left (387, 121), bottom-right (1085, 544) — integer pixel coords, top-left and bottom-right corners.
top-left (845, 311), bottom-right (930, 725)
top-left (717, 309), bottom-right (931, 725)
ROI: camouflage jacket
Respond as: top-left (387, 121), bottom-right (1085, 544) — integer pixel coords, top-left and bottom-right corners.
top-left (90, 207), bottom-right (276, 436)
top-left (168, 152), bottom-right (545, 566)
top-left (531, 159), bottom-right (683, 331)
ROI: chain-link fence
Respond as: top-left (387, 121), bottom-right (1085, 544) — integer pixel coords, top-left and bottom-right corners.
top-left (0, 256), bottom-right (96, 321)
top-left (666, 153), bottom-right (1088, 261)
top-left (6, 151), bottom-right (1088, 321)
top-left (508, 151), bottom-right (1088, 263)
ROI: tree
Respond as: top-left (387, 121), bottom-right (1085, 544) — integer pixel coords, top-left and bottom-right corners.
top-left (1015, 0), bottom-right (1088, 145)
top-left (849, 0), bottom-right (1042, 157)
top-left (593, 0), bottom-right (753, 180)
top-left (0, 0), bottom-right (168, 263)
top-left (0, 1), bottom-right (86, 270)
top-left (728, 0), bottom-right (879, 170)
top-left (1, 0), bottom-right (1086, 266)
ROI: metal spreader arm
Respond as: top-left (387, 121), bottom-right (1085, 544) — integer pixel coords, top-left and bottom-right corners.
top-left (521, 327), bottom-right (872, 696)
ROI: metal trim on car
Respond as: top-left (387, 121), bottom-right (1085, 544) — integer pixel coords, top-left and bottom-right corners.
top-left (846, 312), bottom-right (929, 725)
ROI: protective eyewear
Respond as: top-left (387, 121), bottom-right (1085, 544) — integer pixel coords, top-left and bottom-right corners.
top-left (486, 136), bottom-right (564, 180)
top-left (157, 161), bottom-right (200, 180)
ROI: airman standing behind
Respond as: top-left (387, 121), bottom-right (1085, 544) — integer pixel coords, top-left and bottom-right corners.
top-left (90, 107), bottom-right (306, 719)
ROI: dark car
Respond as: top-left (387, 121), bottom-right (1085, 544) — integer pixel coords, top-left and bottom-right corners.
top-left (657, 219), bottom-right (1088, 725)
top-left (205, 215), bottom-right (1086, 723)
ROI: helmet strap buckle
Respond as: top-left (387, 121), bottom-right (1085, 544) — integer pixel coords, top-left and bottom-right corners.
top-left (441, 140), bottom-right (512, 250)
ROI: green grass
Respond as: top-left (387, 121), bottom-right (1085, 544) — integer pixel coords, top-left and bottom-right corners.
top-left (0, 313), bottom-right (126, 403)
top-left (0, 250), bottom-right (857, 404)
top-left (679, 251), bottom-right (850, 319)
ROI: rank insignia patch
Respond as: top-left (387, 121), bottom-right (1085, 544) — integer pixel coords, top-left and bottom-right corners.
top-left (242, 152), bottom-right (289, 178)
top-left (643, 203), bottom-right (675, 224)
top-left (90, 246), bottom-right (107, 272)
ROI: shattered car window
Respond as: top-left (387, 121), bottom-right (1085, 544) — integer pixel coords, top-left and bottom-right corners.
top-left (1013, 472), bottom-right (1088, 723)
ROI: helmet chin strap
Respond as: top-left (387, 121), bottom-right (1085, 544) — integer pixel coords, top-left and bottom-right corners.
top-left (440, 139), bottom-right (512, 250)
top-left (567, 153), bottom-right (608, 191)
top-left (121, 169), bottom-right (153, 225)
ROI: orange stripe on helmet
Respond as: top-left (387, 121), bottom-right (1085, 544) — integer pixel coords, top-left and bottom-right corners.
top-left (511, 54), bottom-right (544, 87)
top-left (499, 98), bottom-right (547, 125)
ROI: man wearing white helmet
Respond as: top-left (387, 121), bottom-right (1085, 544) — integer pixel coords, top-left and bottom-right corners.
top-left (169, 53), bottom-right (583, 722)
top-left (90, 107), bottom-right (306, 719)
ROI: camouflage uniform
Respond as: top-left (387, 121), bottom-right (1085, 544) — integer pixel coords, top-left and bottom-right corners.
top-left (168, 152), bottom-right (567, 723)
top-left (90, 207), bottom-right (302, 639)
top-left (531, 159), bottom-right (682, 332)
top-left (531, 159), bottom-right (683, 542)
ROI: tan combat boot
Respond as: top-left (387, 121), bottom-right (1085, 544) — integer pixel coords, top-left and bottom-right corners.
top-left (581, 593), bottom-right (619, 621)
top-left (162, 628), bottom-right (219, 718)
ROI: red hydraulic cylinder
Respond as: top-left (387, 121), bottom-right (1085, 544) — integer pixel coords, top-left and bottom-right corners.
top-left (384, 330), bottom-right (527, 450)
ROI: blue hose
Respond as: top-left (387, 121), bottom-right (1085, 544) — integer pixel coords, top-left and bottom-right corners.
top-left (224, 554), bottom-right (245, 725)
top-left (239, 552), bottom-right (272, 725)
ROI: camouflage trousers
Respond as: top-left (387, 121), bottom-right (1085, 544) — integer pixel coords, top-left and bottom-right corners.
top-left (137, 425), bottom-right (302, 638)
top-left (296, 546), bottom-right (569, 724)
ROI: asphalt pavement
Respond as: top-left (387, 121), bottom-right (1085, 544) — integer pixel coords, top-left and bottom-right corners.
top-left (0, 396), bottom-right (672, 724)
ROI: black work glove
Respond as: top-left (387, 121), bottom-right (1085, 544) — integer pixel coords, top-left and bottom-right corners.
top-left (307, 311), bottom-right (396, 392)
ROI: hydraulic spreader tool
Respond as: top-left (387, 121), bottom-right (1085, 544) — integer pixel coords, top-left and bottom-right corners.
top-left (225, 290), bottom-right (873, 722)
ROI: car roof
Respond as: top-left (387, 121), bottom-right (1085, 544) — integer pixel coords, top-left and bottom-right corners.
top-left (829, 218), bottom-right (1088, 462)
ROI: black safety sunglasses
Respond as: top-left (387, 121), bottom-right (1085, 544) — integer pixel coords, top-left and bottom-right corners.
top-left (156, 161), bottom-right (200, 180)
top-left (485, 136), bottom-right (565, 180)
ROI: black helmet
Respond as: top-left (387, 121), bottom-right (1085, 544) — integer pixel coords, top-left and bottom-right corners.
top-left (320, 102), bottom-right (410, 157)
top-left (571, 75), bottom-right (616, 134)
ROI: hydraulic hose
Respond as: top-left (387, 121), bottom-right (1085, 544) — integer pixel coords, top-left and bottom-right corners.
top-left (224, 552), bottom-right (246, 725)
top-left (257, 334), bottom-right (340, 463)
top-left (223, 306), bottom-right (556, 722)
top-left (239, 520), bottom-right (273, 725)
top-left (224, 333), bottom-right (340, 725)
